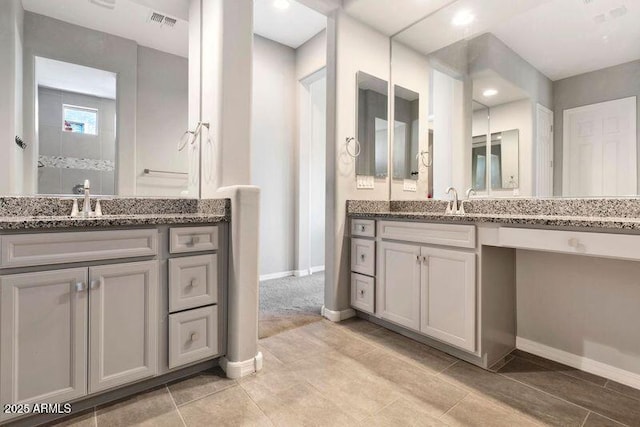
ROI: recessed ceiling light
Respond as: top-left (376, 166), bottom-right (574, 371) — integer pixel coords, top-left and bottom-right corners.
top-left (483, 89), bottom-right (498, 97)
top-left (273, 0), bottom-right (290, 9)
top-left (452, 10), bottom-right (475, 27)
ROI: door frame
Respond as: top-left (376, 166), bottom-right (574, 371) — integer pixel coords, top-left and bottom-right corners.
top-left (536, 103), bottom-right (554, 197)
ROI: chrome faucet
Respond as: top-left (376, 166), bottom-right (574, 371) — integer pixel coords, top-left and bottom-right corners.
top-left (459, 188), bottom-right (476, 215)
top-left (466, 188), bottom-right (476, 199)
top-left (445, 187), bottom-right (459, 215)
top-left (82, 179), bottom-right (92, 217)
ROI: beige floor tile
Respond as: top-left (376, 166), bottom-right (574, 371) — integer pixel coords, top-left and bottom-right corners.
top-left (440, 361), bottom-right (588, 426)
top-left (359, 398), bottom-right (446, 427)
top-left (605, 380), bottom-right (640, 402)
top-left (167, 367), bottom-right (236, 406)
top-left (244, 379), bottom-right (358, 427)
top-left (499, 356), bottom-right (640, 426)
top-left (295, 320), bottom-right (377, 358)
top-left (49, 409), bottom-right (96, 427)
top-left (511, 350), bottom-right (608, 387)
top-left (439, 393), bottom-right (544, 427)
top-left (582, 412), bottom-right (627, 427)
top-left (259, 328), bottom-right (331, 364)
top-left (259, 313), bottom-right (322, 339)
top-left (96, 386), bottom-right (184, 427)
top-left (288, 351), bottom-right (404, 421)
top-left (333, 317), bottom-right (383, 336)
top-left (179, 385), bottom-right (272, 427)
top-left (357, 348), bottom-right (467, 417)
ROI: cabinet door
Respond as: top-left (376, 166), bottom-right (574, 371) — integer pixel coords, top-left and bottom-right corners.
top-left (377, 241), bottom-right (421, 330)
top-left (420, 247), bottom-right (476, 352)
top-left (89, 261), bottom-right (158, 393)
top-left (0, 269), bottom-right (88, 414)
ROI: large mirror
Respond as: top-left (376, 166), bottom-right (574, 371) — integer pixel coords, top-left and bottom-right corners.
top-left (391, 0), bottom-right (640, 199)
top-left (356, 71), bottom-right (388, 178)
top-left (1, 0), bottom-right (200, 197)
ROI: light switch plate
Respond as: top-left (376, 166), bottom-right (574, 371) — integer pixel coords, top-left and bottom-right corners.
top-left (356, 175), bottom-right (375, 189)
top-left (403, 179), bottom-right (417, 192)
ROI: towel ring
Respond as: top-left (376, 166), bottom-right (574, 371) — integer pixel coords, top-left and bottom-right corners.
top-left (417, 150), bottom-right (433, 168)
top-left (345, 137), bottom-right (361, 158)
top-left (178, 122), bottom-right (211, 152)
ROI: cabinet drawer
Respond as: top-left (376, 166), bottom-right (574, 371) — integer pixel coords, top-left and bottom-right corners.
top-left (170, 226), bottom-right (218, 254)
top-left (0, 229), bottom-right (157, 268)
top-left (499, 227), bottom-right (640, 261)
top-left (169, 305), bottom-right (219, 369)
top-left (169, 255), bottom-right (218, 312)
top-left (378, 221), bottom-right (476, 249)
top-left (351, 273), bottom-right (374, 314)
top-left (351, 219), bottom-right (375, 237)
top-left (351, 238), bottom-right (375, 276)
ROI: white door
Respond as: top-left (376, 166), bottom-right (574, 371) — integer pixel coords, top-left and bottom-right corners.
top-left (0, 269), bottom-right (88, 419)
top-left (537, 104), bottom-right (554, 197)
top-left (377, 241), bottom-right (421, 331)
top-left (563, 97), bottom-right (637, 196)
top-left (420, 247), bottom-right (476, 352)
top-left (89, 261), bottom-right (158, 393)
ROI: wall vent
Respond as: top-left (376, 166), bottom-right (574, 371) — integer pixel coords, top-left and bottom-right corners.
top-left (148, 11), bottom-right (178, 28)
top-left (163, 17), bottom-right (177, 28)
top-left (149, 12), bottom-right (165, 24)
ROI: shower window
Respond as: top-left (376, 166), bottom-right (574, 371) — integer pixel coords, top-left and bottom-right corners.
top-left (63, 105), bottom-right (98, 135)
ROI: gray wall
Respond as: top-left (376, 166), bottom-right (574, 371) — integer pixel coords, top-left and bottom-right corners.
top-left (37, 87), bottom-right (116, 195)
top-left (552, 59), bottom-right (640, 195)
top-left (252, 35), bottom-right (297, 277)
top-left (136, 46), bottom-right (189, 197)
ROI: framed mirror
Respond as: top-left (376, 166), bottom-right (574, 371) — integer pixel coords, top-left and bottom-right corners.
top-left (356, 71), bottom-right (388, 178)
top-left (390, 0), bottom-right (640, 199)
top-left (1, 0), bottom-right (200, 197)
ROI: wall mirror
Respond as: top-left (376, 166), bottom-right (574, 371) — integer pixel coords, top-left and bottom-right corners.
top-left (390, 0), bottom-right (640, 199)
top-left (1, 0), bottom-right (201, 197)
top-left (356, 71), bottom-right (388, 178)
top-left (392, 85), bottom-right (420, 181)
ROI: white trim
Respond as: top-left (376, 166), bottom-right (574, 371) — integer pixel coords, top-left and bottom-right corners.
top-left (516, 337), bottom-right (640, 391)
top-left (310, 265), bottom-right (325, 273)
top-left (321, 305), bottom-right (355, 322)
top-left (293, 265), bottom-right (325, 277)
top-left (259, 271), bottom-right (294, 281)
top-left (535, 103), bottom-right (553, 197)
top-left (220, 352), bottom-right (263, 379)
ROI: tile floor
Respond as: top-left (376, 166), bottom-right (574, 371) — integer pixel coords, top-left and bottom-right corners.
top-left (50, 316), bottom-right (639, 427)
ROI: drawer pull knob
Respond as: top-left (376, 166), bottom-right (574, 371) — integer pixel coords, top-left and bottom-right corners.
top-left (360, 254), bottom-right (366, 261)
top-left (75, 282), bottom-right (87, 292)
top-left (190, 332), bottom-right (199, 342)
top-left (360, 289), bottom-right (365, 296)
top-left (89, 280), bottom-right (101, 290)
top-left (568, 238), bottom-right (579, 248)
top-left (190, 279), bottom-right (198, 288)
top-left (189, 236), bottom-right (200, 246)
top-left (360, 225), bottom-right (366, 232)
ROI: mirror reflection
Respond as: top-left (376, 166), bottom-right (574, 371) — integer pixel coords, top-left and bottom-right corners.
top-left (356, 71), bottom-right (388, 178)
top-left (1, 0), bottom-right (199, 197)
top-left (392, 85), bottom-right (419, 181)
top-left (391, 0), bottom-right (640, 199)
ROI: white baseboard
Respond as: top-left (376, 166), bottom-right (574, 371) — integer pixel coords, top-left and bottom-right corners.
top-left (220, 352), bottom-right (263, 379)
top-left (310, 265), bottom-right (325, 274)
top-left (260, 271), bottom-right (294, 281)
top-left (516, 337), bottom-right (640, 391)
top-left (293, 266), bottom-right (325, 277)
top-left (321, 305), bottom-right (355, 322)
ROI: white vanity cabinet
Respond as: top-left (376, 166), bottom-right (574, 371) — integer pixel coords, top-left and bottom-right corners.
top-left (352, 219), bottom-right (477, 353)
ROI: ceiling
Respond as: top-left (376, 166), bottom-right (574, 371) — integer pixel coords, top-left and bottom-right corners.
top-left (342, 0), bottom-right (456, 36)
top-left (471, 69), bottom-right (529, 108)
top-left (36, 57), bottom-right (117, 99)
top-left (254, 0), bottom-right (327, 49)
top-left (21, 0), bottom-right (189, 57)
top-left (491, 0), bottom-right (640, 80)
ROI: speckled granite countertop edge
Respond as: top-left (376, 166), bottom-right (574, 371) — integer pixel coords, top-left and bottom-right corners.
top-left (0, 213), bottom-right (229, 231)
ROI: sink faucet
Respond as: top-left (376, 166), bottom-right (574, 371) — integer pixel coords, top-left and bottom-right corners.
top-left (82, 179), bottom-right (92, 217)
top-left (445, 187), bottom-right (459, 215)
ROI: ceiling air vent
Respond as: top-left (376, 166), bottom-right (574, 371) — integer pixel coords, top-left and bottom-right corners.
top-left (163, 17), bottom-right (177, 28)
top-left (149, 12), bottom-right (165, 24)
top-left (148, 11), bottom-right (178, 28)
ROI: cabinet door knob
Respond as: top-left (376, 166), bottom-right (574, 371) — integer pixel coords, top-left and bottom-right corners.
top-left (416, 255), bottom-right (420, 262)
top-left (360, 253), bottom-right (366, 261)
top-left (190, 332), bottom-right (199, 342)
top-left (89, 279), bottom-right (101, 290)
top-left (422, 256), bottom-right (428, 265)
top-left (75, 282), bottom-right (87, 292)
top-left (360, 289), bottom-right (365, 296)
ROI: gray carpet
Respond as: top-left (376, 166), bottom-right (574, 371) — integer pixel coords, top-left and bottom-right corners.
top-left (259, 272), bottom-right (324, 316)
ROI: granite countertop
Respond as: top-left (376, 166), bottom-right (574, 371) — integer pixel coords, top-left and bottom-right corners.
top-left (348, 210), bottom-right (640, 231)
top-left (0, 213), bottom-right (229, 231)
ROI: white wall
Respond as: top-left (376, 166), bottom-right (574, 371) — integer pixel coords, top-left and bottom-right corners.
top-left (326, 11), bottom-right (390, 311)
top-left (0, 0), bottom-right (24, 194)
top-left (252, 35), bottom-right (297, 277)
top-left (136, 46), bottom-right (189, 197)
top-left (517, 250), bottom-right (640, 377)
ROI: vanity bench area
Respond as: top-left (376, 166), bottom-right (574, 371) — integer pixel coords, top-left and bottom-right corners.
top-left (347, 199), bottom-right (640, 392)
top-left (0, 197), bottom-right (232, 425)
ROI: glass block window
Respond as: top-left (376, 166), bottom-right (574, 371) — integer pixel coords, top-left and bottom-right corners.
top-left (63, 105), bottom-right (98, 135)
